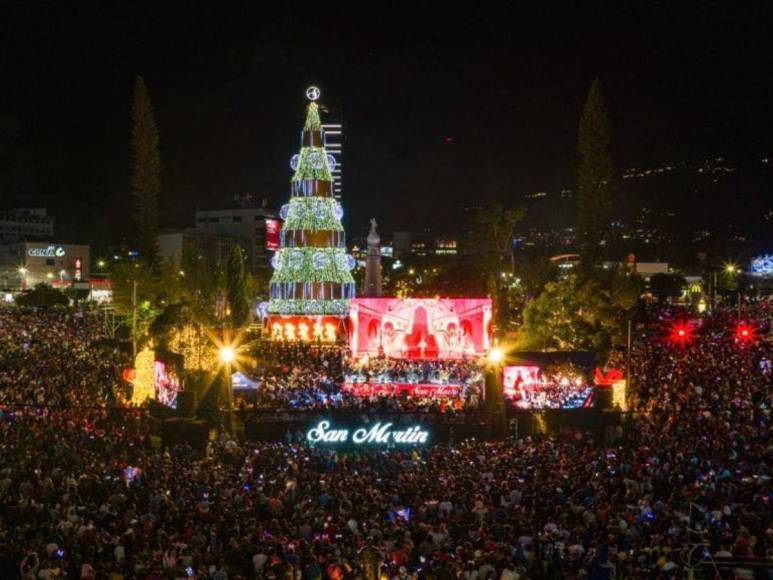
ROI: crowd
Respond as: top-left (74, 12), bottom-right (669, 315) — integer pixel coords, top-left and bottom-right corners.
top-left (0, 308), bottom-right (127, 409)
top-left (508, 380), bottom-right (592, 410)
top-left (0, 302), bottom-right (771, 578)
top-left (246, 343), bottom-right (483, 414)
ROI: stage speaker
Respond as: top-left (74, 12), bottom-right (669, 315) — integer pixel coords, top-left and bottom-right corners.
top-left (176, 391), bottom-right (198, 418)
top-left (594, 387), bottom-right (613, 409)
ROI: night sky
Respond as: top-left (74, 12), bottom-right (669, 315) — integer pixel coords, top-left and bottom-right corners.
top-left (2, 3), bottom-right (772, 247)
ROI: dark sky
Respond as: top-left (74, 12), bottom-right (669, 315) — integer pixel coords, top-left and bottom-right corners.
top-left (2, 2), bottom-right (772, 246)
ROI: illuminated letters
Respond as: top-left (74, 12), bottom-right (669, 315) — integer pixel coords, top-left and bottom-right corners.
top-left (305, 420), bottom-right (429, 445)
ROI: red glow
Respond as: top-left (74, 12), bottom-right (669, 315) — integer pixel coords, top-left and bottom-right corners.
top-left (349, 297), bottom-right (492, 360)
top-left (265, 218), bottom-right (281, 251)
top-left (735, 323), bottom-right (755, 342)
top-left (669, 322), bottom-right (692, 344)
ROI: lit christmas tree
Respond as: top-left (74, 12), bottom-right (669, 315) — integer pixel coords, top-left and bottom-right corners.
top-left (268, 88), bottom-right (355, 316)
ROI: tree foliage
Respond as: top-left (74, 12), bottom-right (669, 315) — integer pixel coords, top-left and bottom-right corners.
top-left (577, 79), bottom-right (615, 267)
top-left (649, 273), bottom-right (686, 302)
top-left (467, 205), bottom-right (525, 330)
top-left (226, 244), bottom-right (250, 328)
top-left (130, 76), bottom-right (161, 267)
top-left (517, 271), bottom-right (641, 361)
top-left (15, 283), bottom-right (69, 308)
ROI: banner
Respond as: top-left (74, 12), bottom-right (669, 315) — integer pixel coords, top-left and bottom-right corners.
top-left (342, 382), bottom-right (462, 397)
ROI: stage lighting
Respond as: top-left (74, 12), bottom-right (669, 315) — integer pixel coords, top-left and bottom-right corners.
top-left (736, 323), bottom-right (754, 343)
top-left (219, 346), bottom-right (236, 364)
top-left (487, 347), bottom-right (504, 364)
top-left (669, 322), bottom-right (692, 345)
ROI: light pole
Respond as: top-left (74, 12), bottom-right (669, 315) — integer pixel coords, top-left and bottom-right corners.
top-left (219, 346), bottom-right (237, 434)
top-left (18, 267), bottom-right (27, 291)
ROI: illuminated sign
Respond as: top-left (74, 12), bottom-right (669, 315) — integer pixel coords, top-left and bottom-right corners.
top-left (269, 316), bottom-right (338, 342)
top-left (306, 420), bottom-right (429, 445)
top-left (265, 218), bottom-right (281, 251)
top-left (750, 255), bottom-right (773, 277)
top-left (28, 245), bottom-right (65, 258)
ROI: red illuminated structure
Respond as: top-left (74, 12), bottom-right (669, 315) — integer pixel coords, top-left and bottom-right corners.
top-left (349, 297), bottom-right (492, 359)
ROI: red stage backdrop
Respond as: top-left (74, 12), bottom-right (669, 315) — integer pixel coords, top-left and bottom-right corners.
top-left (349, 297), bottom-right (492, 359)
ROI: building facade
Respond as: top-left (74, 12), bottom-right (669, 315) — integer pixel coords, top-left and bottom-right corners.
top-left (0, 241), bottom-right (90, 290)
top-left (0, 208), bottom-right (54, 241)
top-left (158, 230), bottom-right (247, 270)
top-left (193, 207), bottom-right (278, 276)
top-left (322, 121), bottom-right (343, 200)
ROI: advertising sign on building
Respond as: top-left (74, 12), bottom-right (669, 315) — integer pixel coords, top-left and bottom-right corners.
top-left (265, 218), bottom-right (281, 251)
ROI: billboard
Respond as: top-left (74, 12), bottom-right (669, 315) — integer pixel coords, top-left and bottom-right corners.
top-left (154, 360), bottom-right (181, 408)
top-left (349, 297), bottom-right (491, 359)
top-left (265, 218), bottom-right (281, 251)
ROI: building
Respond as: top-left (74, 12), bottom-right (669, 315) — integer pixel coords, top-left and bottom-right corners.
top-left (322, 112), bottom-right (343, 199)
top-left (0, 208), bottom-right (54, 241)
top-left (193, 205), bottom-right (278, 276)
top-left (157, 230), bottom-right (247, 270)
top-left (392, 231), bottom-right (461, 258)
top-left (0, 241), bottom-right (90, 290)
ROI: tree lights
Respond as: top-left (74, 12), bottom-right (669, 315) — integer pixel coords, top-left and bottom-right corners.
top-left (268, 93), bottom-right (355, 317)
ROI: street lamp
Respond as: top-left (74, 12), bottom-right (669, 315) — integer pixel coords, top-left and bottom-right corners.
top-left (18, 267), bottom-right (27, 291)
top-left (487, 346), bottom-right (504, 364)
top-left (219, 346), bottom-right (236, 364)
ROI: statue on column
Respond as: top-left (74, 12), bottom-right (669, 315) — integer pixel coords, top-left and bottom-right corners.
top-left (364, 218), bottom-right (382, 296)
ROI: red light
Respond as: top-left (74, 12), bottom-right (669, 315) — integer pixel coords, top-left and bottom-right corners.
top-left (736, 323), bottom-right (755, 342)
top-left (669, 322), bottom-right (692, 344)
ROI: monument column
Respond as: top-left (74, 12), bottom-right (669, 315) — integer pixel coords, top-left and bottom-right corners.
top-left (364, 218), bottom-right (382, 296)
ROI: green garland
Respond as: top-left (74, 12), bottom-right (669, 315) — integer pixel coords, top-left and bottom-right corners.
top-left (268, 298), bottom-right (349, 315)
top-left (282, 197), bottom-right (342, 231)
top-left (271, 247), bottom-right (354, 284)
top-left (304, 102), bottom-right (322, 131)
top-left (292, 147), bottom-right (333, 182)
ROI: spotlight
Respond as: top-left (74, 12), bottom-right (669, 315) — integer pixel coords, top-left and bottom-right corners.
top-left (735, 323), bottom-right (755, 343)
top-left (669, 322), bottom-right (692, 345)
top-left (487, 347), bottom-right (504, 364)
top-left (219, 346), bottom-right (236, 364)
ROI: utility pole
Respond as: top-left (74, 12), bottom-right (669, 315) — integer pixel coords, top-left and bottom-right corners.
top-left (626, 318), bottom-right (633, 392)
top-left (131, 279), bottom-right (137, 358)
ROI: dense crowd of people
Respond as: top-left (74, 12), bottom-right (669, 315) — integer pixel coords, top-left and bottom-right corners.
top-left (246, 343), bottom-right (483, 414)
top-left (0, 309), bottom-right (126, 409)
top-left (0, 301), bottom-right (771, 578)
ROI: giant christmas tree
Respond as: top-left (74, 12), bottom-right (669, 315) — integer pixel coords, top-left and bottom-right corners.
top-left (268, 90), bottom-right (355, 316)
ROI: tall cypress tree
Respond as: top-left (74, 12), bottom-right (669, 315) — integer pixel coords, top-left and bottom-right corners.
top-left (226, 244), bottom-right (250, 328)
top-left (576, 78), bottom-right (614, 268)
top-left (130, 76), bottom-right (161, 267)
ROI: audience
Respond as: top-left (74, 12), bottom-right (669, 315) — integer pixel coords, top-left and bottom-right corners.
top-left (0, 301), bottom-right (770, 578)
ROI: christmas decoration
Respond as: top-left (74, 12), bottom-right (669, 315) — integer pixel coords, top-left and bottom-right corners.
top-left (268, 92), bottom-right (355, 317)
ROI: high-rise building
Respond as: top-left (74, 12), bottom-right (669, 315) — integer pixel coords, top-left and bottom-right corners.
top-left (0, 208), bottom-right (54, 241)
top-left (322, 113), bottom-right (343, 199)
top-left (193, 206), bottom-right (278, 277)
